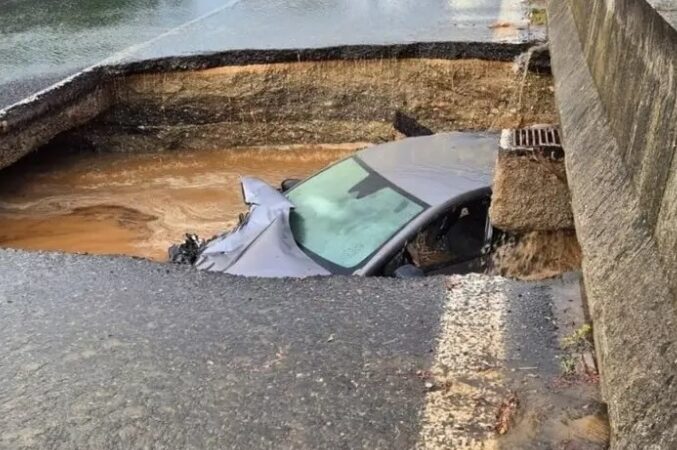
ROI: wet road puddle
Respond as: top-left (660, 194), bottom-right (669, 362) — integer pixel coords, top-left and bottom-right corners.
top-left (0, 145), bottom-right (360, 260)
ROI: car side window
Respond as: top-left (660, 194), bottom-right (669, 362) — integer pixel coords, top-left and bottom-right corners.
top-left (406, 197), bottom-right (490, 272)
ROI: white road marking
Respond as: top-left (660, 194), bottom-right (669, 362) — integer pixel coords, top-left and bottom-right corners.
top-left (1, 0), bottom-right (243, 116)
top-left (416, 274), bottom-right (509, 449)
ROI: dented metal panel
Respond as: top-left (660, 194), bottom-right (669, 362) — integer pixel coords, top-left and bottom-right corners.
top-left (195, 177), bottom-right (329, 277)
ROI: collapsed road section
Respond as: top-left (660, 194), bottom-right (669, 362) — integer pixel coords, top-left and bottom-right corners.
top-left (0, 11), bottom-right (604, 448)
top-left (0, 45), bottom-right (556, 261)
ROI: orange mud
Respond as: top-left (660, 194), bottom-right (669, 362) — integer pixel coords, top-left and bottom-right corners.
top-left (0, 145), bottom-right (361, 260)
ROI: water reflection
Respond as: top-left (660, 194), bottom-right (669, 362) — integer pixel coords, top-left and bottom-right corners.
top-left (0, 0), bottom-right (224, 89)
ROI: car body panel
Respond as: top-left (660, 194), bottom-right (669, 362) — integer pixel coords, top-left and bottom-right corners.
top-left (194, 177), bottom-right (330, 277)
top-left (195, 133), bottom-right (499, 278)
top-left (357, 132), bottom-right (498, 206)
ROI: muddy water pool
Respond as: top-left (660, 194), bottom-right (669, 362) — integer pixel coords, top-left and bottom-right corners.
top-left (0, 145), bottom-right (360, 260)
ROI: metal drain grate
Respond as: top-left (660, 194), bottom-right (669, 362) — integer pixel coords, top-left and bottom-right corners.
top-left (512, 126), bottom-right (561, 148)
top-left (500, 126), bottom-right (563, 158)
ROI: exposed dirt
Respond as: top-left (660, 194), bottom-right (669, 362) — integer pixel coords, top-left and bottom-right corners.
top-left (490, 230), bottom-right (582, 280)
top-left (63, 58), bottom-right (557, 152)
top-left (490, 150), bottom-right (574, 233)
top-left (488, 145), bottom-right (581, 281)
top-left (569, 415), bottom-right (611, 445)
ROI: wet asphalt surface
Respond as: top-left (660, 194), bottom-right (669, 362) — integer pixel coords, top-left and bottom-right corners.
top-left (0, 249), bottom-right (446, 449)
top-left (0, 248), bottom-right (584, 449)
top-left (0, 0), bottom-right (531, 109)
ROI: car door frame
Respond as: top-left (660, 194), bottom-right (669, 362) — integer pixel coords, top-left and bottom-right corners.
top-left (356, 187), bottom-right (493, 276)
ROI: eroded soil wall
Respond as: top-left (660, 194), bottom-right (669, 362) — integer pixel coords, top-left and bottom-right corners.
top-left (63, 59), bottom-right (556, 152)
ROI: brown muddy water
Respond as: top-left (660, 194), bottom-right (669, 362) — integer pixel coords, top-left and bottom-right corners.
top-left (0, 145), bottom-right (360, 261)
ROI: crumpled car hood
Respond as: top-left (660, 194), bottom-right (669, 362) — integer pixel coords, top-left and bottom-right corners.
top-left (194, 177), bottom-right (330, 278)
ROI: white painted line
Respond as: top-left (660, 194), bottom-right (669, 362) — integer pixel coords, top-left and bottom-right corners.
top-left (416, 275), bottom-right (509, 449)
top-left (0, 0), bottom-right (243, 117)
top-left (99, 0), bottom-right (244, 65)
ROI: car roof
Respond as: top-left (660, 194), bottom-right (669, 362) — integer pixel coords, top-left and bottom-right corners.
top-left (357, 132), bottom-right (499, 206)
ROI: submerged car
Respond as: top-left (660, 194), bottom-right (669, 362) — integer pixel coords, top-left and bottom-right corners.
top-left (186, 132), bottom-right (500, 278)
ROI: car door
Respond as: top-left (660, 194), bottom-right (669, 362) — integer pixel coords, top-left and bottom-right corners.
top-left (380, 195), bottom-right (492, 276)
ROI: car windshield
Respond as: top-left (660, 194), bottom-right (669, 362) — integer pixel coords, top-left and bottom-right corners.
top-left (286, 157), bottom-right (427, 271)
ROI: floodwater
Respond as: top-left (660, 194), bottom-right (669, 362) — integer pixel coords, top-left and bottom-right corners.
top-left (0, 0), bottom-right (531, 108)
top-left (0, 145), bottom-right (358, 261)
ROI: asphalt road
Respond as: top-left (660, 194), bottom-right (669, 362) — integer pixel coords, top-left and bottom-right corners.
top-left (0, 249), bottom-right (598, 449)
top-left (0, 249), bottom-right (445, 448)
top-left (0, 0), bottom-right (532, 109)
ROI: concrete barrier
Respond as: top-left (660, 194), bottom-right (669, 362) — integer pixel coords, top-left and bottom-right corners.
top-left (547, 0), bottom-right (677, 447)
